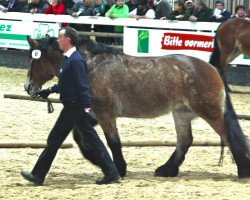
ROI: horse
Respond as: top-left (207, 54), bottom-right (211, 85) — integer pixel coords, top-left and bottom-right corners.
top-left (24, 35), bottom-right (250, 179)
top-left (209, 18), bottom-right (250, 91)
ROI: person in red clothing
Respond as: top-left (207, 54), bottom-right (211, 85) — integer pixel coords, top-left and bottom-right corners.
top-left (247, 9), bottom-right (250, 18)
top-left (44, 0), bottom-right (67, 27)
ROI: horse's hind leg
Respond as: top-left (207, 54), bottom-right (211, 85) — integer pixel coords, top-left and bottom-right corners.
top-left (155, 105), bottom-right (195, 177)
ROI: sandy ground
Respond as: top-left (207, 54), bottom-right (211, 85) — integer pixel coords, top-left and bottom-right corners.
top-left (0, 66), bottom-right (250, 200)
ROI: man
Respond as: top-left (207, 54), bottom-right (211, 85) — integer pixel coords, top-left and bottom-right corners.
top-left (185, 0), bottom-right (194, 16)
top-left (20, 27), bottom-right (121, 186)
top-left (154, 0), bottom-right (171, 20)
top-left (68, 0), bottom-right (94, 31)
top-left (232, 5), bottom-right (247, 19)
top-left (129, 0), bottom-right (155, 19)
top-left (0, 0), bottom-right (27, 12)
top-left (22, 0), bottom-right (49, 14)
top-left (209, 0), bottom-right (231, 22)
top-left (188, 0), bottom-right (212, 22)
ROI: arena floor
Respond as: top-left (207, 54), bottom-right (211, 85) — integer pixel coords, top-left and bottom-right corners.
top-left (0, 66), bottom-right (250, 200)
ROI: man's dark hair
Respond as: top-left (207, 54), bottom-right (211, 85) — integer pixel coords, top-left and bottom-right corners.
top-left (235, 5), bottom-right (246, 12)
top-left (62, 26), bottom-right (78, 46)
top-left (215, 1), bottom-right (224, 6)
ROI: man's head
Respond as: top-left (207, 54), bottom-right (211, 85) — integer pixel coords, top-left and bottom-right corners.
top-left (115, 0), bottom-right (125, 8)
top-left (185, 0), bottom-right (194, 9)
top-left (83, 0), bottom-right (92, 7)
top-left (31, 0), bottom-right (40, 4)
top-left (235, 5), bottom-right (246, 17)
top-left (137, 0), bottom-right (147, 9)
top-left (57, 27), bottom-right (78, 52)
top-left (215, 0), bottom-right (224, 10)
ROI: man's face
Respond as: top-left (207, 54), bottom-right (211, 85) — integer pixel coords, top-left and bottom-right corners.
top-left (215, 3), bottom-right (224, 10)
top-left (83, 0), bottom-right (92, 7)
top-left (236, 8), bottom-right (245, 17)
top-left (32, 0), bottom-right (40, 4)
top-left (116, 0), bottom-right (124, 7)
top-left (57, 29), bottom-right (70, 52)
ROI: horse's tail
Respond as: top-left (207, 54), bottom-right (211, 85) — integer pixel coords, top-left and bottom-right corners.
top-left (209, 36), bottom-right (221, 71)
top-left (209, 34), bottom-right (231, 92)
top-left (224, 91), bottom-right (250, 178)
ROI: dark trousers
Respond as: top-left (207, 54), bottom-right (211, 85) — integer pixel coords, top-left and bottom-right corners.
top-left (31, 102), bottom-right (117, 179)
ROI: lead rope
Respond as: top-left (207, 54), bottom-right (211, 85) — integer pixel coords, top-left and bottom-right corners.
top-left (46, 98), bottom-right (54, 113)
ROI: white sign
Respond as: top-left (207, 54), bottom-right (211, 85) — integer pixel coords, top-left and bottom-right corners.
top-left (0, 20), bottom-right (60, 49)
top-left (123, 27), bottom-right (250, 65)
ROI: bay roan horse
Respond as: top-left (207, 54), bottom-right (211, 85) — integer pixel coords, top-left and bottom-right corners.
top-left (209, 18), bottom-right (250, 90)
top-left (25, 35), bottom-right (250, 179)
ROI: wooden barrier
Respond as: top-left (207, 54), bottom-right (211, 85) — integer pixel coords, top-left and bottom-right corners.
top-left (4, 94), bottom-right (61, 103)
top-left (121, 141), bottom-right (223, 147)
top-left (0, 142), bottom-right (73, 148)
top-left (4, 93), bottom-right (250, 121)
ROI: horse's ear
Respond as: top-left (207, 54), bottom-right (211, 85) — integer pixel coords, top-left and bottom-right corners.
top-left (27, 35), bottom-right (38, 49)
top-left (45, 34), bottom-right (51, 39)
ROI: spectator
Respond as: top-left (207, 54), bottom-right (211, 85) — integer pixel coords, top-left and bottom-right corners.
top-left (61, 0), bottom-right (75, 14)
top-left (126, 0), bottom-right (137, 12)
top-left (68, 0), bottom-right (94, 17)
top-left (185, 0), bottom-right (194, 15)
top-left (105, 0), bottom-right (114, 7)
top-left (209, 0), bottom-right (231, 22)
top-left (0, 0), bottom-right (7, 6)
top-left (247, 9), bottom-right (250, 18)
top-left (93, 0), bottom-right (109, 16)
top-left (105, 0), bottom-right (129, 45)
top-left (44, 0), bottom-right (67, 27)
top-left (232, 5), bottom-right (247, 19)
top-left (68, 0), bottom-right (94, 31)
top-left (23, 0), bottom-right (49, 14)
top-left (129, 0), bottom-right (155, 19)
top-left (188, 0), bottom-right (212, 22)
top-left (154, 0), bottom-right (172, 20)
top-left (1, 0), bottom-right (27, 12)
top-left (93, 0), bottom-right (113, 44)
top-left (165, 0), bottom-right (188, 21)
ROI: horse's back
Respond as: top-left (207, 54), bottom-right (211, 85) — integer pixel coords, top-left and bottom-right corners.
top-left (89, 53), bottom-right (225, 118)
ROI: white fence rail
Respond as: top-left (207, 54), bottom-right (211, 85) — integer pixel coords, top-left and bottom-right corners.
top-left (0, 12), bottom-right (249, 65)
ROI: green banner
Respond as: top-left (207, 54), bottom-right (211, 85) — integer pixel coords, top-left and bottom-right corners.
top-left (0, 33), bottom-right (27, 40)
top-left (137, 30), bottom-right (149, 53)
top-left (243, 55), bottom-right (249, 59)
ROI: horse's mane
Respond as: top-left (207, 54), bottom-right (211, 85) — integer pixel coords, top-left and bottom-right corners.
top-left (77, 36), bottom-right (123, 55)
top-left (35, 36), bottom-right (123, 56)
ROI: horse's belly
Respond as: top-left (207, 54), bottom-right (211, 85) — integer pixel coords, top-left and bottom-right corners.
top-left (118, 100), bottom-right (174, 118)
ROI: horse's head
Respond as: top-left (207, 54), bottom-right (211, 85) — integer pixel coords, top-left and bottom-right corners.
top-left (24, 35), bottom-right (63, 96)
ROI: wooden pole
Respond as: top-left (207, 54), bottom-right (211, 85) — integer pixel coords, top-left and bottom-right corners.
top-left (4, 94), bottom-right (61, 103)
top-left (0, 142), bottom-right (73, 148)
top-left (121, 141), bottom-right (224, 147)
top-left (4, 93), bottom-right (250, 120)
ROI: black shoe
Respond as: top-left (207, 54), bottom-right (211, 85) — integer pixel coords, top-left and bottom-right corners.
top-left (95, 173), bottom-right (121, 185)
top-left (20, 171), bottom-right (44, 186)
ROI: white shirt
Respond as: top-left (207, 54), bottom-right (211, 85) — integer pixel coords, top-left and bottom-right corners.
top-left (129, 8), bottom-right (155, 19)
top-left (63, 47), bottom-right (76, 58)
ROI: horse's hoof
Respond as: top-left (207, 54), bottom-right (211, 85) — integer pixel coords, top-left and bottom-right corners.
top-left (238, 170), bottom-right (250, 179)
top-left (115, 160), bottom-right (127, 177)
top-left (154, 166), bottom-right (179, 177)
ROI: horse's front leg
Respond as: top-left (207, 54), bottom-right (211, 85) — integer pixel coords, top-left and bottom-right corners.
top-left (155, 106), bottom-right (195, 177)
top-left (97, 113), bottom-right (127, 177)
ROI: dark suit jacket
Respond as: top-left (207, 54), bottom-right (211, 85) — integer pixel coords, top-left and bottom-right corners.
top-left (154, 0), bottom-right (171, 19)
top-left (3, 0), bottom-right (27, 12)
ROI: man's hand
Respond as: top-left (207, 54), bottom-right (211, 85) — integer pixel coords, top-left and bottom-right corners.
top-left (38, 88), bottom-right (51, 99)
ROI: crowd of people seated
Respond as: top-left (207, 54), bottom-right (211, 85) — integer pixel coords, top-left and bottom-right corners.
top-left (0, 0), bottom-right (250, 45)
